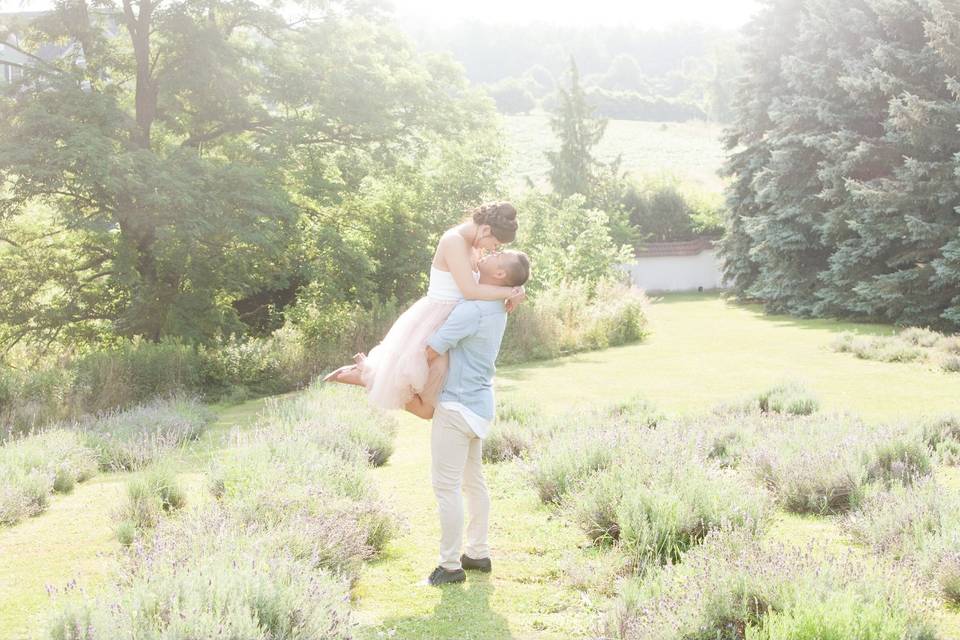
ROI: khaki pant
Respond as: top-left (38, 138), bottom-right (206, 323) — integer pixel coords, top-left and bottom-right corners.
top-left (431, 405), bottom-right (490, 571)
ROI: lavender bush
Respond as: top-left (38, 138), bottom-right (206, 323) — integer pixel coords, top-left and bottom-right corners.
top-left (0, 429), bottom-right (98, 525)
top-left (47, 508), bottom-right (353, 640)
top-left (567, 422), bottom-right (770, 567)
top-left (746, 414), bottom-right (932, 514)
top-left (526, 399), bottom-right (662, 502)
top-left (81, 396), bottom-right (214, 471)
top-left (608, 530), bottom-right (938, 640)
top-left (46, 384), bottom-right (397, 638)
top-left (831, 327), bottom-right (960, 371)
top-left (257, 385), bottom-right (398, 468)
top-left (116, 466), bottom-right (187, 546)
top-left (843, 479), bottom-right (960, 607)
top-left (920, 415), bottom-right (960, 465)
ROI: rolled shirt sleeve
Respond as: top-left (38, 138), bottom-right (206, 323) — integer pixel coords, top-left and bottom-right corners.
top-left (427, 302), bottom-right (480, 354)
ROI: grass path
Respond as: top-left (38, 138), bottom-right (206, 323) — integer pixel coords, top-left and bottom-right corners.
top-left (353, 413), bottom-right (604, 639)
top-left (0, 396), bottom-right (271, 639)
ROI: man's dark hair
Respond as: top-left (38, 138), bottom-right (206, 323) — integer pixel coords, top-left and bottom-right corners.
top-left (502, 250), bottom-right (530, 287)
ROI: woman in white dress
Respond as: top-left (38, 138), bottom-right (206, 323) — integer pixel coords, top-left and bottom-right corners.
top-left (324, 201), bottom-right (524, 413)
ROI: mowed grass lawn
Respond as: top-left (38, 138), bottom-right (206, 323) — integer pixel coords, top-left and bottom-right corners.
top-left (501, 113), bottom-right (727, 193)
top-left (497, 292), bottom-right (960, 422)
top-left (3, 293), bottom-right (960, 639)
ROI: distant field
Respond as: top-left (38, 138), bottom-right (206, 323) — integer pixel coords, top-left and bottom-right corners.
top-left (501, 113), bottom-right (729, 193)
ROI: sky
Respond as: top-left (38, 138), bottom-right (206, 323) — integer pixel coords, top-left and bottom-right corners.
top-left (387, 0), bottom-right (762, 29)
top-left (2, 0), bottom-right (763, 29)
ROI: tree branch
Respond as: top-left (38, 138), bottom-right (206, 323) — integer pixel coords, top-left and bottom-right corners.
top-left (181, 118), bottom-right (275, 148)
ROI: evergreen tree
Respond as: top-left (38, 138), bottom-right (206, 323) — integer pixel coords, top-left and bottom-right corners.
top-left (720, 0), bottom-right (806, 301)
top-left (816, 0), bottom-right (960, 326)
top-left (722, 0), bottom-right (960, 328)
top-left (546, 57), bottom-right (608, 198)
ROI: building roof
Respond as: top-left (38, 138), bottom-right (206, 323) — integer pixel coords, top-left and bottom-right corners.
top-left (635, 238), bottom-right (716, 258)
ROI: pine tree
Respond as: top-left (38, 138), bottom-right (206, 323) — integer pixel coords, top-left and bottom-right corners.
top-left (815, 0), bottom-right (960, 326)
top-left (723, 0), bottom-right (960, 329)
top-left (545, 57), bottom-right (607, 198)
top-left (720, 0), bottom-right (806, 303)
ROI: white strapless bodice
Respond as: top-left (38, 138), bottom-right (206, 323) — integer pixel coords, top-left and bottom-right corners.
top-left (427, 266), bottom-right (479, 302)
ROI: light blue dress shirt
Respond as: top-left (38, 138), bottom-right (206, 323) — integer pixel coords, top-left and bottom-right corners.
top-left (426, 300), bottom-right (507, 426)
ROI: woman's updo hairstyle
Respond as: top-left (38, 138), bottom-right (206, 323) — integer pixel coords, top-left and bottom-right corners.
top-left (471, 201), bottom-right (518, 243)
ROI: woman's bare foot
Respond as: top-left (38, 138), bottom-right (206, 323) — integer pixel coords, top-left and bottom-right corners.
top-left (353, 352), bottom-right (367, 365)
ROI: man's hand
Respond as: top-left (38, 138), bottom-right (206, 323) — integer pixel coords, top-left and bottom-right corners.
top-left (504, 286), bottom-right (526, 313)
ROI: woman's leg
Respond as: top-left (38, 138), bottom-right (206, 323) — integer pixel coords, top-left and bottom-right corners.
top-left (405, 393), bottom-right (435, 419)
top-left (322, 364), bottom-right (364, 386)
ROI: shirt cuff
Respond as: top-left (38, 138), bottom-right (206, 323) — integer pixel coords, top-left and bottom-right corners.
top-left (426, 336), bottom-right (448, 354)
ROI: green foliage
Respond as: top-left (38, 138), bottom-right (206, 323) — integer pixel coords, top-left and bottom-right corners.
top-left (623, 175), bottom-right (725, 244)
top-left (585, 89), bottom-right (706, 122)
top-left (486, 78), bottom-right (536, 114)
top-left (499, 280), bottom-right (648, 364)
top-left (723, 0), bottom-right (960, 329)
top-left (0, 0), bottom-right (501, 354)
top-left (513, 192), bottom-right (633, 294)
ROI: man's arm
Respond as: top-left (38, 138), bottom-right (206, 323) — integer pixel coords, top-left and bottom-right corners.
top-left (405, 305), bottom-right (480, 420)
top-left (426, 302), bottom-right (480, 355)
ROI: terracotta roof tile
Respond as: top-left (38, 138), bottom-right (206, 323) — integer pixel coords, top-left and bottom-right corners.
top-left (635, 238), bottom-right (715, 258)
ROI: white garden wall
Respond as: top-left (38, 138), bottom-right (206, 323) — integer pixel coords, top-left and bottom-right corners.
top-left (623, 249), bottom-right (727, 293)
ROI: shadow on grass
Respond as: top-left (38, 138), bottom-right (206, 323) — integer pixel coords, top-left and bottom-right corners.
top-left (375, 574), bottom-right (514, 640)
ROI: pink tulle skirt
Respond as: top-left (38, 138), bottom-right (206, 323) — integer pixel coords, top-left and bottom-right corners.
top-left (360, 296), bottom-right (456, 410)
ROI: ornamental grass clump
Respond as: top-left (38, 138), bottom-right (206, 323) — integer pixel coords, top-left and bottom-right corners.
top-left (116, 466), bottom-right (186, 545)
top-left (607, 530), bottom-right (938, 640)
top-left (752, 382), bottom-right (819, 416)
top-left (82, 396), bottom-right (214, 471)
top-left (0, 429), bottom-right (98, 525)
